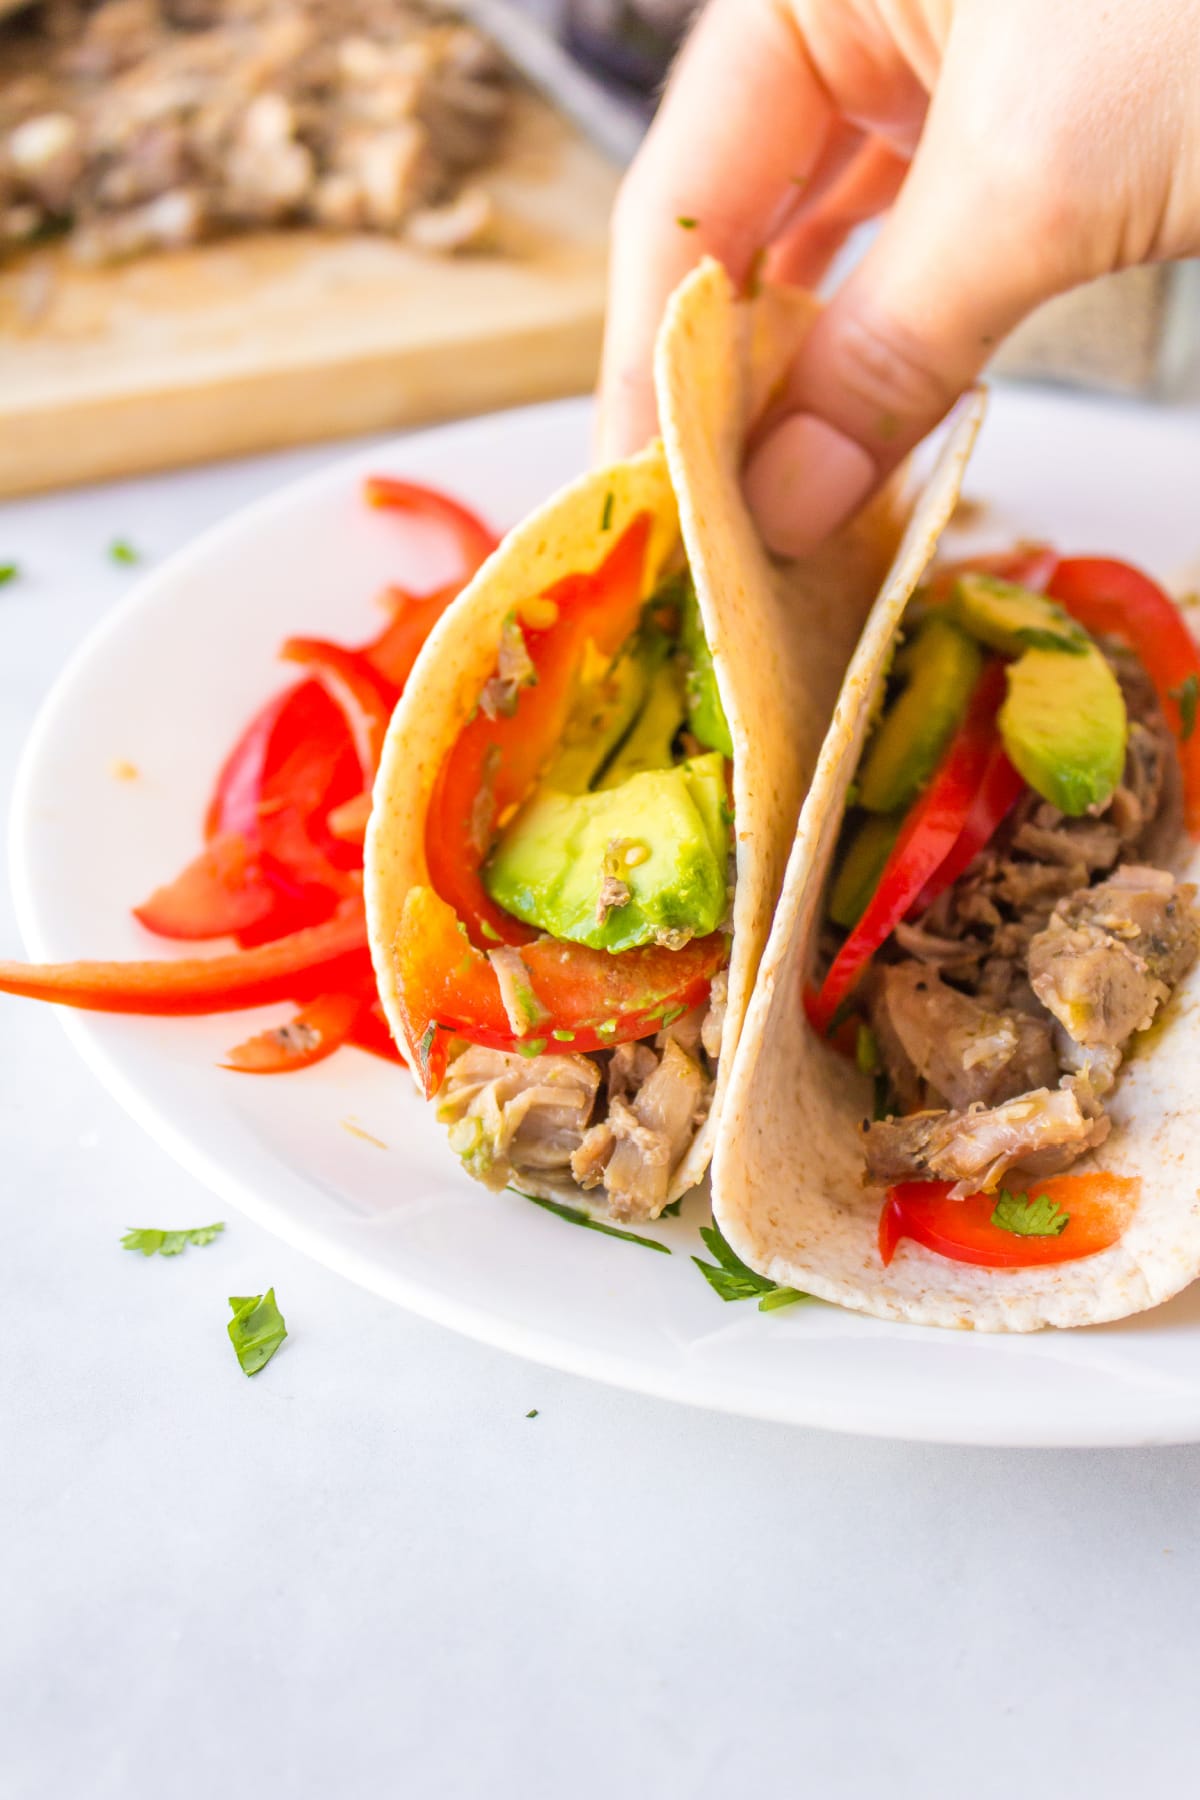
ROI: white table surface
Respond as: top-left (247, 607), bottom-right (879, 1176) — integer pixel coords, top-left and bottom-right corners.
top-left (3, 435), bottom-right (1199, 1800)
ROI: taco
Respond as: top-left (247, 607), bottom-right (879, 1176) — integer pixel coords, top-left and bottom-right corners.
top-left (364, 258), bottom-right (905, 1219)
top-left (715, 464), bottom-right (1200, 1328)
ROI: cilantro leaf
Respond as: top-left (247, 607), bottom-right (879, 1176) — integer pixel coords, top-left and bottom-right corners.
top-left (122, 1222), bottom-right (225, 1257)
top-left (227, 1289), bottom-right (287, 1375)
top-left (990, 1189), bottom-right (1070, 1237)
top-left (109, 539), bottom-right (140, 565)
top-left (600, 490), bottom-right (615, 532)
top-left (675, 215), bottom-right (698, 230)
top-left (0, 563), bottom-right (18, 586)
top-left (692, 1220), bottom-right (806, 1311)
top-left (1170, 671), bottom-right (1199, 743)
top-left (512, 1189), bottom-right (670, 1253)
top-left (526, 1408), bottom-right (539, 1419)
top-left (660, 1196), bottom-right (684, 1218)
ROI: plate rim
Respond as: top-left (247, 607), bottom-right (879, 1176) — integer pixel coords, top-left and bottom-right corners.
top-left (11, 392), bottom-right (1200, 1449)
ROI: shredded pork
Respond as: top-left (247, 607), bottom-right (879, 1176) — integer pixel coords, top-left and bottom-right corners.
top-left (437, 1003), bottom-right (720, 1222)
top-left (858, 640), bottom-right (1198, 1191)
top-left (0, 0), bottom-right (510, 264)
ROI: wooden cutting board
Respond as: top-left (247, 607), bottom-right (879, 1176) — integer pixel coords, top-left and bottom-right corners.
top-left (0, 93), bottom-right (619, 496)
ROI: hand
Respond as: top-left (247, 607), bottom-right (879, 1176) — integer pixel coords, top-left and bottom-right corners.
top-left (599, 0), bottom-right (1200, 555)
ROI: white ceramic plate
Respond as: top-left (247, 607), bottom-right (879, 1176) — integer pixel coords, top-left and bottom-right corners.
top-left (12, 393), bottom-right (1200, 1446)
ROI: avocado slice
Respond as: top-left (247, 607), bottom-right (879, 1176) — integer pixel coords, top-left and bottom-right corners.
top-left (949, 573), bottom-right (1090, 656)
top-left (858, 615), bottom-right (982, 813)
top-left (1000, 644), bottom-right (1126, 816)
top-left (678, 572), bottom-right (734, 758)
top-left (829, 813), bottom-right (902, 929)
top-left (548, 638), bottom-right (654, 796)
top-left (484, 752), bottom-right (730, 953)
top-left (596, 655), bottom-right (686, 786)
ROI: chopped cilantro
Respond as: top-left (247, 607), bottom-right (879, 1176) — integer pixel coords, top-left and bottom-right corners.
top-left (600, 491), bottom-right (615, 532)
top-left (227, 1289), bottom-right (288, 1375)
top-left (660, 1196), bottom-right (684, 1218)
top-left (122, 1222), bottom-right (224, 1257)
top-left (109, 539), bottom-right (140, 566)
top-left (990, 1189), bottom-right (1070, 1237)
top-left (1170, 671), bottom-right (1199, 742)
top-left (676, 215), bottom-right (698, 230)
top-left (511, 1188), bottom-right (670, 1254)
top-left (526, 1408), bottom-right (539, 1419)
top-left (0, 563), bottom-right (18, 586)
top-left (692, 1220), bottom-right (805, 1310)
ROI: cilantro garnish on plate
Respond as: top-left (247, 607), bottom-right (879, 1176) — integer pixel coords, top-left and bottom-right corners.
top-left (122, 1222), bottom-right (224, 1257)
top-left (692, 1220), bottom-right (806, 1310)
top-left (227, 1290), bottom-right (288, 1376)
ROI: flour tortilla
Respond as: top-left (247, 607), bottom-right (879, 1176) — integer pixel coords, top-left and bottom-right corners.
top-left (366, 257), bottom-right (906, 1205)
top-left (714, 391), bottom-right (1200, 1330)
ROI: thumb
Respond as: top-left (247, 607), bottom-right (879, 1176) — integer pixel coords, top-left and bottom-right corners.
top-left (744, 112), bottom-right (1072, 557)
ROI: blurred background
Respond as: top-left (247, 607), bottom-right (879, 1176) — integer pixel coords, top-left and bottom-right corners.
top-left (2, 0), bottom-right (1196, 499)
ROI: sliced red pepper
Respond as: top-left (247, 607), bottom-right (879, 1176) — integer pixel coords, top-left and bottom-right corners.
top-left (203, 675), bottom-right (362, 921)
top-left (281, 636), bottom-right (397, 785)
top-left (222, 989), bottom-right (365, 1074)
top-left (391, 884), bottom-right (727, 1096)
top-left (364, 476), bottom-right (498, 577)
top-left (809, 661), bottom-right (1007, 1035)
top-left (425, 513), bottom-right (653, 948)
top-left (133, 832), bottom-right (278, 940)
top-left (346, 996), bottom-right (406, 1064)
top-left (0, 903), bottom-right (369, 1016)
top-left (1047, 556), bottom-right (1200, 834)
top-left (879, 1172), bottom-right (1139, 1269)
top-left (363, 582), bottom-right (461, 688)
top-left (913, 741), bottom-right (1026, 914)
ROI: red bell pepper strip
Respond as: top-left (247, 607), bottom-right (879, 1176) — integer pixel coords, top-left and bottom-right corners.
top-left (281, 636), bottom-right (397, 786)
top-left (878, 1173), bottom-right (1139, 1269)
top-left (222, 989), bottom-right (365, 1074)
top-left (0, 903), bottom-right (369, 1016)
top-left (363, 582), bottom-right (462, 688)
top-left (913, 741), bottom-right (1026, 914)
top-left (425, 512), bottom-right (653, 948)
top-left (205, 679), bottom-right (336, 843)
top-left (1047, 556), bottom-right (1200, 834)
top-left (392, 884), bottom-right (727, 1096)
top-left (346, 996), bottom-right (406, 1064)
top-left (809, 661), bottom-right (1007, 1036)
top-left (364, 476), bottom-right (498, 577)
top-left (133, 833), bottom-right (278, 941)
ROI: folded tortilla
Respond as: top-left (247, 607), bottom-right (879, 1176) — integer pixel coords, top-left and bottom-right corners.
top-left (365, 258), bottom-right (906, 1208)
top-left (714, 391), bottom-right (1200, 1330)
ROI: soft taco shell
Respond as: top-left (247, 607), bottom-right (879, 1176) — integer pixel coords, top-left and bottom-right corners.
top-left (714, 390), bottom-right (1200, 1330)
top-left (365, 256), bottom-right (906, 1204)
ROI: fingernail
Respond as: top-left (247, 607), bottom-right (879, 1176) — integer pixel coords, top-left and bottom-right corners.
top-left (743, 414), bottom-right (877, 558)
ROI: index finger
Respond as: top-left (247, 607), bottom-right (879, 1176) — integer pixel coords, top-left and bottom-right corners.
top-left (597, 0), bottom-right (837, 461)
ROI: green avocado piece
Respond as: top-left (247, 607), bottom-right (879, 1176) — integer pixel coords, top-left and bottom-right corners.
top-left (1000, 644), bottom-right (1127, 816)
top-left (949, 573), bottom-right (1091, 656)
top-left (484, 752), bottom-right (730, 952)
top-left (548, 638), bottom-right (653, 796)
top-left (828, 813), bottom-right (902, 929)
top-left (679, 572), bottom-right (734, 758)
top-left (857, 615), bottom-right (982, 813)
top-left (596, 655), bottom-right (686, 786)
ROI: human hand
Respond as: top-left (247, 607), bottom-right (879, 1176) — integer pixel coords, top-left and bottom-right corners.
top-left (599, 0), bottom-right (1200, 554)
